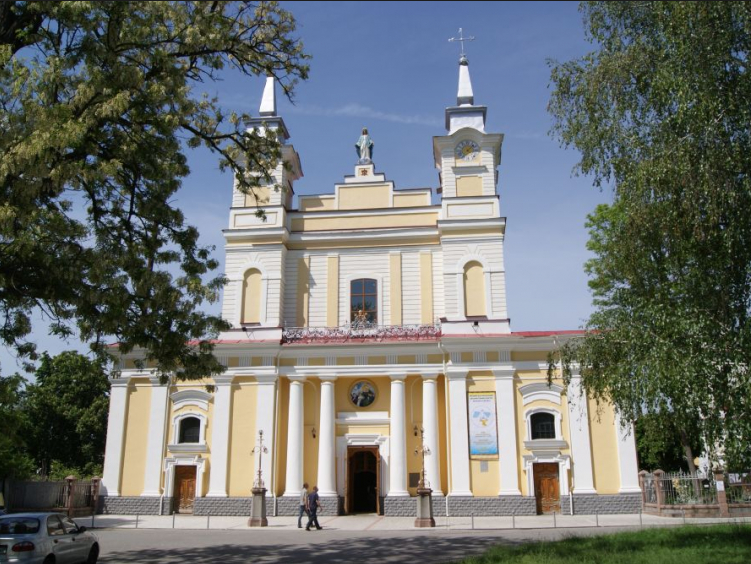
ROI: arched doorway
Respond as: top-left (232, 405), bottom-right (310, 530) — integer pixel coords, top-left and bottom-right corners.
top-left (346, 447), bottom-right (380, 514)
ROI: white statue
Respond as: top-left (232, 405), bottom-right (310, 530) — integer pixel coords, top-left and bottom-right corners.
top-left (355, 127), bottom-right (374, 163)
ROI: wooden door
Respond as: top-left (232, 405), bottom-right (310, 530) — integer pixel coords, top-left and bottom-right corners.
top-left (375, 447), bottom-right (381, 515)
top-left (346, 446), bottom-right (380, 514)
top-left (174, 466), bottom-right (197, 513)
top-left (533, 463), bottom-right (560, 514)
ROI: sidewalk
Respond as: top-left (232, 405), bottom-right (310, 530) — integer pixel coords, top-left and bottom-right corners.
top-left (75, 512), bottom-right (751, 532)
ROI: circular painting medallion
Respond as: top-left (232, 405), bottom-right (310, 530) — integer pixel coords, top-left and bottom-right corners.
top-left (349, 380), bottom-right (377, 408)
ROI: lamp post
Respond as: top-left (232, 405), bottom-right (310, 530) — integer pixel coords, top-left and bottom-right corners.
top-left (414, 427), bottom-right (435, 527)
top-left (248, 430), bottom-right (269, 527)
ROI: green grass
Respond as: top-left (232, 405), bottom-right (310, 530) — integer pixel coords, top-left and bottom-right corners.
top-left (454, 524), bottom-right (751, 564)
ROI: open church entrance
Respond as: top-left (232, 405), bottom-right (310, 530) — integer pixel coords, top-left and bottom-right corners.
top-left (346, 446), bottom-right (380, 514)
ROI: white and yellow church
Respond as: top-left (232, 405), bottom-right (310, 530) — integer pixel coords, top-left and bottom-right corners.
top-left (100, 54), bottom-right (642, 517)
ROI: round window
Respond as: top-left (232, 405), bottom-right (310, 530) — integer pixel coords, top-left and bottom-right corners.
top-left (349, 380), bottom-right (377, 408)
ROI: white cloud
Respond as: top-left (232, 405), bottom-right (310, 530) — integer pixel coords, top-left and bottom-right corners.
top-left (287, 102), bottom-right (443, 128)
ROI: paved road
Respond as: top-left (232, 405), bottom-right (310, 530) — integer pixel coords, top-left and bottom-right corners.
top-left (95, 526), bottom-right (636, 564)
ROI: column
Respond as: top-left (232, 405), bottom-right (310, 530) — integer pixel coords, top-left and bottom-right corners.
top-left (255, 375), bottom-right (278, 494)
top-left (447, 370), bottom-right (473, 496)
top-left (388, 374), bottom-right (409, 496)
top-left (317, 377), bottom-right (337, 496)
top-left (493, 368), bottom-right (521, 495)
top-left (567, 375), bottom-right (596, 494)
top-left (141, 377), bottom-right (170, 496)
top-left (101, 378), bottom-right (132, 496)
top-left (206, 376), bottom-right (234, 497)
top-left (421, 376), bottom-right (442, 494)
top-left (615, 411), bottom-right (641, 493)
top-left (283, 377), bottom-right (305, 496)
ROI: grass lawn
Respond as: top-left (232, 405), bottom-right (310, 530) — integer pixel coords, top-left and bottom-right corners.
top-left (453, 524), bottom-right (751, 564)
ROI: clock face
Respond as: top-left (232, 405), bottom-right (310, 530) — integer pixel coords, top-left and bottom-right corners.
top-left (455, 140), bottom-right (480, 161)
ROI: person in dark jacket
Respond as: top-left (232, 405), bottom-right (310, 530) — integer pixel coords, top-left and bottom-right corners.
top-left (305, 486), bottom-right (323, 530)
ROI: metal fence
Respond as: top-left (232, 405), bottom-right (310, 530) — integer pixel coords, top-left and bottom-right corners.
top-left (6, 478), bottom-right (100, 516)
top-left (726, 473), bottom-right (751, 504)
top-left (643, 471), bottom-right (717, 505)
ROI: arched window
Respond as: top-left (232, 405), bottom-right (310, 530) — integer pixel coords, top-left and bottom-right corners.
top-left (241, 268), bottom-right (262, 324)
top-left (351, 278), bottom-right (377, 323)
top-left (179, 417), bottom-right (201, 444)
top-left (530, 412), bottom-right (556, 440)
top-left (463, 261), bottom-right (486, 317)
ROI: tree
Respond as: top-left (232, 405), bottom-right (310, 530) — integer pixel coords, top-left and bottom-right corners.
top-left (548, 2), bottom-right (751, 469)
top-left (0, 373), bottom-right (34, 479)
top-left (0, 2), bottom-right (309, 379)
top-left (24, 352), bottom-right (110, 477)
top-left (635, 413), bottom-right (702, 473)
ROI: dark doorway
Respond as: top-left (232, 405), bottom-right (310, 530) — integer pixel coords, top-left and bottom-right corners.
top-left (346, 447), bottom-right (380, 514)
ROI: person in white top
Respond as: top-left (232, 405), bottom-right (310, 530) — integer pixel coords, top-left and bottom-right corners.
top-left (298, 482), bottom-right (309, 528)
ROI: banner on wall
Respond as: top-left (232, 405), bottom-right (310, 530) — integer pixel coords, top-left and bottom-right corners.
top-left (467, 392), bottom-right (499, 459)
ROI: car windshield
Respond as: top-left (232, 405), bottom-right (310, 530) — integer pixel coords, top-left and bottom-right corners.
top-left (0, 517), bottom-right (41, 535)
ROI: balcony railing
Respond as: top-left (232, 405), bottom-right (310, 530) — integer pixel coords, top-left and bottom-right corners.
top-left (282, 322), bottom-right (441, 344)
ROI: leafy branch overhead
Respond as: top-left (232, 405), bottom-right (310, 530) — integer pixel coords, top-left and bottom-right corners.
top-left (548, 2), bottom-right (751, 469)
top-left (0, 1), bottom-right (310, 379)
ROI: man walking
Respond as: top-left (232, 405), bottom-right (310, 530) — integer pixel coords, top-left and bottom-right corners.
top-left (298, 482), bottom-right (309, 529)
top-left (305, 486), bottom-right (323, 530)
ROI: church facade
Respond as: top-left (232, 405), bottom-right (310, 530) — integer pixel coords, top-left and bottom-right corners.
top-left (100, 56), bottom-right (642, 517)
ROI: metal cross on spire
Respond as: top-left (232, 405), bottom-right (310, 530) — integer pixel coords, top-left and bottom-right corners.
top-left (448, 28), bottom-right (475, 59)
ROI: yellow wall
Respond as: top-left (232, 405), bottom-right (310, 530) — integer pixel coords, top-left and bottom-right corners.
top-left (338, 184), bottom-right (391, 210)
top-left (464, 261), bottom-right (486, 316)
top-left (227, 379), bottom-right (257, 496)
top-left (420, 252), bottom-right (434, 323)
top-left (299, 195), bottom-right (335, 211)
top-left (327, 256), bottom-right (339, 327)
top-left (291, 212), bottom-right (438, 232)
top-left (456, 176), bottom-right (483, 197)
top-left (241, 269), bottom-right (262, 324)
top-left (296, 257), bottom-right (309, 327)
top-left (390, 253), bottom-right (402, 325)
top-left (394, 193), bottom-right (429, 207)
top-left (244, 186), bottom-right (271, 206)
top-left (510, 351), bottom-right (547, 362)
top-left (120, 381), bottom-right (151, 496)
top-left (467, 374), bottom-right (500, 496)
top-left (335, 377), bottom-right (391, 413)
top-left (303, 380), bottom-right (320, 489)
top-left (437, 375), bottom-right (449, 495)
top-left (588, 398), bottom-right (621, 494)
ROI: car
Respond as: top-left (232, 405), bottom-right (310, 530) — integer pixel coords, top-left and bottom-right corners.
top-left (0, 512), bottom-right (99, 564)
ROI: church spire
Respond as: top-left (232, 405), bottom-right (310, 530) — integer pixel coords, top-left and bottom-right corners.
top-left (445, 28), bottom-right (486, 133)
top-left (259, 75), bottom-right (277, 116)
top-left (457, 54), bottom-right (474, 106)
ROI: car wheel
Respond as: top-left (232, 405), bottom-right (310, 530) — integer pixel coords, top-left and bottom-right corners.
top-left (86, 544), bottom-right (100, 564)
top-left (43, 556), bottom-right (55, 564)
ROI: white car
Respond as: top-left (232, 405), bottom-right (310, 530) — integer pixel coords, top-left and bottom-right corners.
top-left (0, 513), bottom-right (99, 564)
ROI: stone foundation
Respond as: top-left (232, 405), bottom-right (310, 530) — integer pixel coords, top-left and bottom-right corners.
top-left (193, 497), bottom-right (252, 516)
top-left (561, 494), bottom-right (642, 515)
top-left (100, 496), bottom-right (168, 515)
top-left (446, 496), bottom-right (537, 516)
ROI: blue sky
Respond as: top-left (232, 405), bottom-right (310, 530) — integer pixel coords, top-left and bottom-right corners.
top-left (2, 1), bottom-right (611, 373)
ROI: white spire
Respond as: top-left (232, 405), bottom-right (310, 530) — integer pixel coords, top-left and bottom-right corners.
top-left (259, 76), bottom-right (277, 116)
top-left (457, 55), bottom-right (474, 106)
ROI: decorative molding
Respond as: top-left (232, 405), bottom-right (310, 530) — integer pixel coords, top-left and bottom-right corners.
top-left (519, 383), bottom-right (564, 406)
top-left (282, 323), bottom-right (441, 344)
top-left (167, 443), bottom-right (208, 454)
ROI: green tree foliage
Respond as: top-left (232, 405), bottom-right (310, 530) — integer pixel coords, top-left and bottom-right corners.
top-left (548, 2), bottom-right (751, 469)
top-left (0, 2), bottom-right (309, 379)
top-left (24, 352), bottom-right (110, 478)
top-left (0, 373), bottom-right (34, 479)
top-left (635, 413), bottom-right (702, 472)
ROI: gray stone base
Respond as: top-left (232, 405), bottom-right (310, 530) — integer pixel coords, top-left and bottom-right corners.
top-left (561, 494), bottom-right (642, 515)
top-left (446, 496), bottom-right (537, 516)
top-left (193, 497), bottom-right (252, 516)
top-left (100, 496), bottom-right (169, 515)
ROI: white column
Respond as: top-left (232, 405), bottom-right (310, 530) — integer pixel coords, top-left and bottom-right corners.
top-left (493, 368), bottom-right (521, 495)
top-left (421, 376), bottom-right (442, 495)
top-left (317, 377), bottom-right (337, 496)
top-left (283, 377), bottom-right (305, 496)
top-left (615, 411), bottom-right (641, 493)
top-left (388, 374), bottom-right (409, 496)
top-left (567, 375), bottom-right (597, 494)
top-left (255, 375), bottom-right (278, 494)
top-left (447, 370), bottom-right (473, 496)
top-left (206, 376), bottom-right (234, 497)
top-left (101, 378), bottom-right (132, 496)
top-left (141, 378), bottom-right (170, 496)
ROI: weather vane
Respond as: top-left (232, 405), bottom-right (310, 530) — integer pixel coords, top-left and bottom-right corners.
top-left (448, 28), bottom-right (475, 59)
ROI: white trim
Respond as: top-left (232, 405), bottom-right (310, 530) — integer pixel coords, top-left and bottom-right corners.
top-left (336, 433), bottom-right (390, 497)
top-left (101, 379), bottom-right (132, 496)
top-left (142, 383), bottom-right (170, 496)
top-left (206, 378), bottom-right (234, 497)
top-left (170, 389), bottom-right (211, 411)
top-left (344, 272), bottom-right (385, 326)
top-left (388, 377), bottom-right (409, 496)
top-left (519, 383), bottom-right (564, 406)
top-left (566, 377), bottom-right (597, 494)
top-left (494, 369), bottom-right (521, 496)
top-left (336, 411), bottom-right (390, 425)
top-left (171, 412), bottom-right (208, 447)
top-left (523, 453), bottom-right (571, 497)
top-left (164, 455), bottom-right (206, 500)
top-left (615, 412), bottom-right (642, 493)
top-left (525, 407), bottom-right (563, 441)
top-left (447, 371), bottom-right (473, 496)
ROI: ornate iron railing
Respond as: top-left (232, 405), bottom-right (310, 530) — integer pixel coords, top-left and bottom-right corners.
top-left (282, 322), bottom-right (441, 344)
top-left (643, 471), bottom-right (717, 505)
top-left (727, 473), bottom-right (751, 504)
